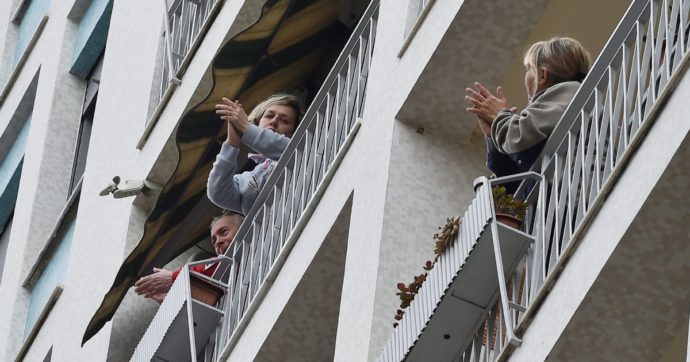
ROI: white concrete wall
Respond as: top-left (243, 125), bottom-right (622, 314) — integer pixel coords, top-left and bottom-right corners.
top-left (0, 0), bottom-right (87, 359)
top-left (0, 0), bottom-right (243, 360)
top-left (370, 122), bottom-right (486, 359)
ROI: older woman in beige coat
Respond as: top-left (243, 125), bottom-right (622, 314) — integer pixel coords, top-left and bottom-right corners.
top-left (466, 37), bottom-right (591, 186)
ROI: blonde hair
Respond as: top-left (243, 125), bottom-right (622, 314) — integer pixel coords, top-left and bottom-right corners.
top-left (247, 93), bottom-right (304, 130)
top-left (523, 37), bottom-right (591, 90)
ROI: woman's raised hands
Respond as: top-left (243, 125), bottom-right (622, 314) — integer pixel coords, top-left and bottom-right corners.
top-left (465, 82), bottom-right (515, 137)
top-left (216, 97), bottom-right (249, 146)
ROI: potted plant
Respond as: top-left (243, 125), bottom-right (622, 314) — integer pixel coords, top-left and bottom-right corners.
top-left (492, 186), bottom-right (528, 229)
top-left (190, 272), bottom-right (225, 306)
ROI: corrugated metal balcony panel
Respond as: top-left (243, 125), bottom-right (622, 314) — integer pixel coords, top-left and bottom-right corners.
top-left (153, 301), bottom-right (223, 362)
top-left (130, 268), bottom-right (189, 361)
top-left (379, 180), bottom-right (537, 362)
top-left (130, 268), bottom-right (225, 362)
top-left (378, 186), bottom-right (488, 361)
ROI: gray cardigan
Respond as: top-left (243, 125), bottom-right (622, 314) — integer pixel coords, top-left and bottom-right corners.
top-left (207, 124), bottom-right (290, 214)
top-left (491, 81), bottom-right (580, 154)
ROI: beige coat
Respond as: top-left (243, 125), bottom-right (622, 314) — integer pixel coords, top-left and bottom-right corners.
top-left (491, 81), bottom-right (580, 154)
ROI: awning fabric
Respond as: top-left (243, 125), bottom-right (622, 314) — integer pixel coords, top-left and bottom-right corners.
top-left (83, 0), bottom-right (344, 344)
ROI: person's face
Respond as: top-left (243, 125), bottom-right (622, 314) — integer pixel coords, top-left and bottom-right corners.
top-left (524, 64), bottom-right (549, 101)
top-left (258, 104), bottom-right (297, 137)
top-left (524, 64), bottom-right (537, 101)
top-left (210, 216), bottom-right (240, 255)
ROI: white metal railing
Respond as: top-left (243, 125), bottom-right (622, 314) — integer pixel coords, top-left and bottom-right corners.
top-left (381, 0), bottom-right (690, 360)
top-left (487, 0), bottom-right (690, 357)
top-left (131, 257), bottom-right (232, 362)
top-left (209, 1), bottom-right (379, 359)
top-left (154, 0), bottom-right (219, 112)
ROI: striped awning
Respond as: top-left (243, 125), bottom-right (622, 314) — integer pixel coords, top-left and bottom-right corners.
top-left (83, 0), bottom-right (346, 344)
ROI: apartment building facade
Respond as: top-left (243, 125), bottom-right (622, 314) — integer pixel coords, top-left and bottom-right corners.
top-left (0, 0), bottom-right (687, 361)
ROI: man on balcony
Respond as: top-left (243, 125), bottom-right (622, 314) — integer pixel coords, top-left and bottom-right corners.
top-left (133, 211), bottom-right (244, 303)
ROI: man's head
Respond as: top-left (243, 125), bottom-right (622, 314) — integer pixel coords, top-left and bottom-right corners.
top-left (210, 211), bottom-right (244, 255)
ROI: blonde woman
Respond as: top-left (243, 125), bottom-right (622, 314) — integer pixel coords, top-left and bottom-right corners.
top-left (208, 94), bottom-right (304, 214)
top-left (465, 37), bottom-right (591, 180)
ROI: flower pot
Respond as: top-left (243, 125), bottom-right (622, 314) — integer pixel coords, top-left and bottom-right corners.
top-left (190, 273), bottom-right (224, 306)
top-left (495, 213), bottom-right (522, 229)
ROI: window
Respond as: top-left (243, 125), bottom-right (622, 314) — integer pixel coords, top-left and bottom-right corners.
top-left (69, 57), bottom-right (101, 194)
top-left (399, 0), bottom-right (435, 57)
top-left (0, 117), bottom-right (31, 280)
top-left (24, 217), bottom-right (75, 336)
top-left (12, 0), bottom-right (52, 66)
top-left (0, 214), bottom-right (12, 284)
top-left (70, 0), bottom-right (113, 78)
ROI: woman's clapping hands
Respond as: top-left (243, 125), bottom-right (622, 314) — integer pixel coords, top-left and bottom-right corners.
top-left (465, 82), bottom-right (516, 137)
top-left (216, 97), bottom-right (249, 146)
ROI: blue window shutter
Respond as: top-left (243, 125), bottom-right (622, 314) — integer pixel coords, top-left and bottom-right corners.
top-left (0, 118), bottom-right (31, 228)
top-left (70, 0), bottom-right (113, 78)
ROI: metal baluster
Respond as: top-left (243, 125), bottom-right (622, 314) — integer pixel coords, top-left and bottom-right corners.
top-left (240, 225), bottom-right (257, 316)
top-left (563, 132), bottom-right (576, 245)
top-left (290, 140), bottom-right (304, 230)
top-left (320, 97), bottom-right (332, 179)
top-left (661, 0), bottom-right (671, 86)
top-left (547, 154), bottom-right (561, 269)
top-left (312, 112), bottom-right (323, 192)
top-left (681, 0), bottom-right (689, 55)
top-left (160, 0), bottom-right (178, 87)
top-left (278, 167), bottom-right (290, 252)
top-left (300, 132), bottom-right (311, 214)
top-left (540, 163), bottom-right (556, 277)
top-left (669, 0), bottom-right (683, 72)
top-left (332, 74), bottom-right (342, 162)
top-left (308, 122), bottom-right (321, 196)
top-left (650, 0), bottom-right (661, 101)
top-left (263, 188), bottom-right (279, 280)
top-left (632, 21), bottom-right (644, 140)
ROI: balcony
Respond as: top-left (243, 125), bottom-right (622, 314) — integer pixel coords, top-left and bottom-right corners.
top-left (380, 0), bottom-right (690, 360)
top-left (130, 1), bottom-right (379, 360)
top-left (130, 257), bottom-right (232, 362)
top-left (139, 0), bottom-right (223, 148)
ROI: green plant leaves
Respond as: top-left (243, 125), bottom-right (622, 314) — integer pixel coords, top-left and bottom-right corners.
top-left (393, 216), bottom-right (461, 327)
top-left (492, 186), bottom-right (528, 221)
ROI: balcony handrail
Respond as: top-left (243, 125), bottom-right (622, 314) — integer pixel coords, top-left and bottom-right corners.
top-left (138, 0), bottom-right (222, 148)
top-left (208, 1), bottom-right (380, 359)
top-left (522, 0), bottom-right (689, 326)
top-left (159, 0), bottom-right (219, 94)
top-left (381, 0), bottom-right (690, 360)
